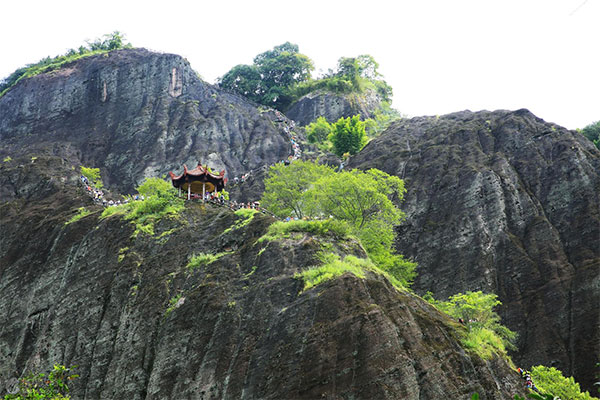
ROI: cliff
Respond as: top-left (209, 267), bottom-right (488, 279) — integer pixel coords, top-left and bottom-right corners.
top-left (349, 109), bottom-right (600, 391)
top-left (285, 89), bottom-right (382, 126)
top-left (0, 48), bottom-right (293, 193)
top-left (0, 156), bottom-right (525, 399)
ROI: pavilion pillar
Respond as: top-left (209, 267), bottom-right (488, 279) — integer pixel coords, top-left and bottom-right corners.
top-left (187, 184), bottom-right (191, 200)
top-left (202, 182), bottom-right (206, 203)
top-left (178, 187), bottom-right (181, 197)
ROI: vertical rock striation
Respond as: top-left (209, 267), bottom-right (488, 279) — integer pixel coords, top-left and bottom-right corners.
top-left (349, 109), bottom-right (600, 391)
top-left (0, 48), bottom-right (292, 192)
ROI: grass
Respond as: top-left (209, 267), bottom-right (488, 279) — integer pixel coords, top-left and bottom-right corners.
top-left (187, 252), bottom-right (230, 270)
top-left (0, 49), bottom-right (114, 98)
top-left (100, 195), bottom-right (184, 238)
top-left (294, 253), bottom-right (370, 292)
top-left (223, 208), bottom-right (258, 234)
top-left (461, 326), bottom-right (507, 360)
top-left (65, 207), bottom-right (91, 225)
top-left (259, 219), bottom-right (351, 243)
top-left (165, 294), bottom-right (183, 316)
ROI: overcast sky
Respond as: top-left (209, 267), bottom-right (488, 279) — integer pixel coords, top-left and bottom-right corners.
top-left (1, 0), bottom-right (598, 129)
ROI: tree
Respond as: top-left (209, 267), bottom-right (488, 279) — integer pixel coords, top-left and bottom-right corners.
top-left (261, 160), bottom-right (335, 219)
top-left (306, 116), bottom-right (332, 144)
top-left (329, 115), bottom-right (367, 157)
top-left (218, 42), bottom-right (313, 110)
top-left (530, 366), bottom-right (595, 400)
top-left (81, 166), bottom-right (103, 189)
top-left (580, 120), bottom-right (600, 149)
top-left (218, 64), bottom-right (262, 102)
top-left (261, 161), bottom-right (416, 286)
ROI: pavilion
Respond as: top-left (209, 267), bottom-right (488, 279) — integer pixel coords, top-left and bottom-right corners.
top-left (168, 162), bottom-right (227, 200)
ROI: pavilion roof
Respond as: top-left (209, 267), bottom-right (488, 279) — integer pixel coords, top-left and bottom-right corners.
top-left (168, 162), bottom-right (227, 184)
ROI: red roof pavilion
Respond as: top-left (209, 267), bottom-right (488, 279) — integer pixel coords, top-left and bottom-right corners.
top-left (168, 162), bottom-right (227, 199)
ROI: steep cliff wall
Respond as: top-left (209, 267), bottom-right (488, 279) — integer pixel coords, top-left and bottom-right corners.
top-left (0, 49), bottom-right (292, 193)
top-left (0, 156), bottom-right (525, 399)
top-left (285, 89), bottom-right (381, 126)
top-left (349, 109), bottom-right (600, 391)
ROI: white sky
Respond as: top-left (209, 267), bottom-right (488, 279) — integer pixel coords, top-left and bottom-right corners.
top-left (1, 0), bottom-right (598, 129)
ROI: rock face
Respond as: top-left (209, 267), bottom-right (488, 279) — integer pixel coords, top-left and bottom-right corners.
top-left (0, 156), bottom-right (526, 399)
top-left (285, 89), bottom-right (381, 126)
top-left (0, 49), bottom-right (293, 193)
top-left (349, 109), bottom-right (600, 391)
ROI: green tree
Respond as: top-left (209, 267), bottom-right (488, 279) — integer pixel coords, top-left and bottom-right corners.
top-left (80, 166), bottom-right (103, 189)
top-left (433, 291), bottom-right (517, 352)
top-left (530, 366), bottom-right (595, 400)
top-left (261, 161), bottom-right (416, 286)
top-left (580, 120), bottom-right (600, 149)
top-left (218, 64), bottom-right (262, 103)
top-left (329, 115), bottom-right (367, 157)
top-left (261, 160), bottom-right (335, 219)
top-left (306, 116), bottom-right (332, 144)
top-left (218, 42), bottom-right (313, 110)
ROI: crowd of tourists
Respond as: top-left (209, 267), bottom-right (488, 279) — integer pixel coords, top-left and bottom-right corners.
top-left (517, 368), bottom-right (544, 395)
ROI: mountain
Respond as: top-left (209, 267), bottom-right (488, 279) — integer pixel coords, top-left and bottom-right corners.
top-left (0, 48), bottom-right (293, 193)
top-left (0, 156), bottom-right (524, 399)
top-left (349, 109), bottom-right (600, 391)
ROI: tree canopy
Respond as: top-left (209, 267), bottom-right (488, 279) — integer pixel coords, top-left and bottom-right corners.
top-left (580, 120), bottom-right (600, 149)
top-left (260, 161), bottom-right (416, 286)
top-left (329, 115), bottom-right (368, 157)
top-left (218, 42), bottom-right (313, 110)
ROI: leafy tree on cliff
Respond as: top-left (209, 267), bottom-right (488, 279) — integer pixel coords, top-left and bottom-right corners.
top-left (580, 120), bottom-right (600, 149)
top-left (530, 366), bottom-right (595, 400)
top-left (306, 116), bottom-right (333, 144)
top-left (218, 42), bottom-right (313, 110)
top-left (329, 115), bottom-right (367, 157)
top-left (261, 161), bottom-right (416, 286)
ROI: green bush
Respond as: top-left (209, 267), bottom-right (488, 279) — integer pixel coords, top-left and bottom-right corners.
top-left (3, 364), bottom-right (78, 400)
top-left (329, 115), bottom-right (367, 157)
top-left (306, 116), bottom-right (333, 144)
top-left (80, 166), bottom-right (103, 189)
top-left (65, 207), bottom-right (91, 225)
top-left (0, 32), bottom-right (131, 98)
top-left (295, 253), bottom-right (369, 292)
top-left (259, 219), bottom-right (352, 242)
top-left (187, 252), bottom-right (228, 270)
top-left (530, 365), bottom-right (596, 400)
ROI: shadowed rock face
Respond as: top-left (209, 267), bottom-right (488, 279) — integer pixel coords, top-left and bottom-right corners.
top-left (286, 90), bottom-right (381, 126)
top-left (349, 109), bottom-right (600, 391)
top-left (0, 157), bottom-right (525, 399)
top-left (0, 49), bottom-right (292, 193)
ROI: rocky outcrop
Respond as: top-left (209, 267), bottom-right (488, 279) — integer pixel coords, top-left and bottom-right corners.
top-left (0, 49), bottom-right (293, 193)
top-left (285, 89), bottom-right (381, 126)
top-left (0, 156), bottom-right (526, 399)
top-left (349, 109), bottom-right (600, 391)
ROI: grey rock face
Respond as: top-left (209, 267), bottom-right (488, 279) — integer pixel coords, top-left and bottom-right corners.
top-left (0, 49), bottom-right (292, 193)
top-left (0, 158), bottom-right (525, 399)
top-left (285, 89), bottom-right (381, 126)
top-left (349, 109), bottom-right (600, 391)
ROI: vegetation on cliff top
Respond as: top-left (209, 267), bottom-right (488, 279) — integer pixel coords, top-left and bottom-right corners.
top-left (0, 31), bottom-right (132, 98)
top-left (579, 120), bottom-right (600, 149)
top-left (218, 42), bottom-right (392, 111)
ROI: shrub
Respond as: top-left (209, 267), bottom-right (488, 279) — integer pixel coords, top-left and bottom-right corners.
top-left (258, 219), bottom-right (352, 242)
top-left (530, 365), bottom-right (596, 400)
top-left (3, 364), bottom-right (78, 399)
top-left (80, 166), bottom-right (103, 189)
top-left (295, 253), bottom-right (369, 292)
top-left (187, 252), bottom-right (227, 270)
top-left (65, 207), bottom-right (91, 225)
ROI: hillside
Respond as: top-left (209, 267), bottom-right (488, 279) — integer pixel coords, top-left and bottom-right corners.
top-left (349, 109), bottom-right (600, 391)
top-left (0, 156), bottom-right (525, 399)
top-left (0, 48), bottom-right (294, 193)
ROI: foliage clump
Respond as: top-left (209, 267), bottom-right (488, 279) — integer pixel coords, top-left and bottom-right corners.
top-left (530, 365), bottom-right (597, 400)
top-left (259, 219), bottom-right (351, 242)
top-left (425, 291), bottom-right (517, 360)
top-left (580, 120), bottom-right (600, 149)
top-left (295, 253), bottom-right (368, 292)
top-left (261, 161), bottom-right (416, 287)
top-left (0, 32), bottom-right (131, 98)
top-left (65, 207), bottom-right (91, 225)
top-left (100, 177), bottom-right (184, 237)
top-left (3, 364), bottom-right (78, 400)
top-left (80, 166), bottom-right (103, 189)
top-left (187, 252), bottom-right (229, 270)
